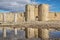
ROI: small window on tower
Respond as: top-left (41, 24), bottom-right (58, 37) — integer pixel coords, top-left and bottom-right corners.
top-left (36, 16), bottom-right (38, 18)
top-left (55, 13), bottom-right (57, 17)
top-left (36, 16), bottom-right (38, 21)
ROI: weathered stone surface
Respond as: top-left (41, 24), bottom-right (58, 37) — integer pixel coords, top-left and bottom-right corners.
top-left (0, 13), bottom-right (4, 22)
top-left (48, 12), bottom-right (60, 21)
top-left (15, 13), bottom-right (24, 22)
top-left (38, 4), bottom-right (49, 21)
top-left (25, 5), bottom-right (35, 21)
top-left (4, 13), bottom-right (15, 23)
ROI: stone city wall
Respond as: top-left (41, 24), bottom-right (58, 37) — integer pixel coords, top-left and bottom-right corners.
top-left (48, 12), bottom-right (60, 21)
top-left (0, 12), bottom-right (24, 23)
top-left (0, 12), bottom-right (60, 23)
top-left (0, 13), bottom-right (4, 22)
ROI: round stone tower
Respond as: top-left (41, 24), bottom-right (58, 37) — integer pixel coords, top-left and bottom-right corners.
top-left (38, 4), bottom-right (49, 21)
top-left (25, 4), bottom-right (35, 21)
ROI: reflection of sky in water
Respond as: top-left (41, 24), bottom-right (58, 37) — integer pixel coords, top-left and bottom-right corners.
top-left (0, 30), bottom-right (25, 38)
top-left (0, 30), bottom-right (60, 38)
top-left (50, 31), bottom-right (60, 38)
top-left (0, 30), bottom-right (3, 37)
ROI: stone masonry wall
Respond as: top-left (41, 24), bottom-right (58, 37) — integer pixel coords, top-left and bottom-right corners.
top-left (48, 12), bottom-right (60, 21)
top-left (0, 13), bottom-right (4, 22)
top-left (0, 12), bottom-right (24, 23)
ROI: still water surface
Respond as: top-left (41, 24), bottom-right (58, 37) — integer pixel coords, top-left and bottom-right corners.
top-left (0, 30), bottom-right (60, 40)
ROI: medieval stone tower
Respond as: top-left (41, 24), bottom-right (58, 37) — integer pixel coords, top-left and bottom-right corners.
top-left (38, 4), bottom-right (49, 21)
top-left (25, 4), bottom-right (35, 21)
top-left (25, 4), bottom-right (49, 21)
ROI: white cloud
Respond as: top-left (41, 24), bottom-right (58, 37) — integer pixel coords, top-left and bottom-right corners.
top-left (0, 0), bottom-right (38, 12)
top-left (10, 2), bottom-right (19, 6)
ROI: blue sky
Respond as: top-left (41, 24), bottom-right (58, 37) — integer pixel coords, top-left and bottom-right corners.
top-left (0, 0), bottom-right (60, 12)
